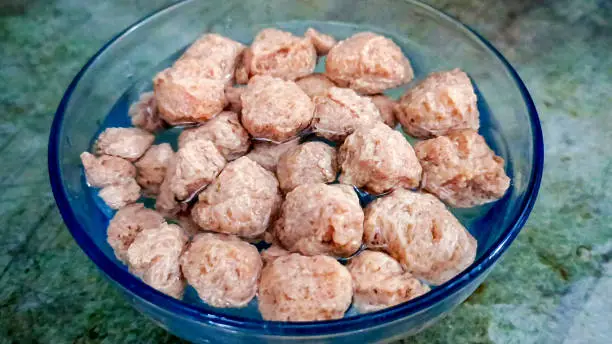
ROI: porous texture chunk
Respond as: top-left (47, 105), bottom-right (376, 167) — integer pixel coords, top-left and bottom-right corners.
top-left (98, 178), bottom-right (141, 210)
top-left (347, 250), bottom-right (430, 313)
top-left (305, 28), bottom-right (336, 55)
top-left (312, 87), bottom-right (382, 142)
top-left (156, 156), bottom-right (181, 217)
top-left (95, 127), bottom-right (155, 161)
top-left (397, 69), bottom-right (479, 138)
top-left (273, 183), bottom-right (363, 257)
top-left (80, 152), bottom-right (136, 188)
top-left (325, 32), bottom-right (413, 94)
top-left (369, 94), bottom-right (398, 128)
top-left (363, 189), bottom-right (477, 285)
top-left (225, 86), bottom-right (244, 113)
top-left (134, 143), bottom-right (174, 196)
top-left (192, 157), bottom-right (282, 238)
top-left (241, 75), bottom-right (314, 142)
top-left (180, 233), bottom-right (262, 308)
top-left (414, 129), bottom-right (510, 207)
top-left (178, 111), bottom-right (250, 161)
top-left (234, 50), bottom-right (250, 84)
top-left (338, 122), bottom-right (421, 194)
top-left (260, 245), bottom-right (290, 265)
top-left (128, 91), bottom-right (165, 132)
top-left (276, 142), bottom-right (338, 193)
top-left (169, 140), bottom-right (226, 201)
top-left (153, 59), bottom-right (227, 125)
top-left (107, 203), bottom-right (165, 263)
top-left (126, 222), bottom-right (187, 299)
top-left (258, 253), bottom-right (352, 321)
top-left (179, 33), bottom-right (245, 85)
top-left (244, 28), bottom-right (317, 81)
top-left (295, 73), bottom-right (336, 99)
top-left (245, 138), bottom-right (300, 172)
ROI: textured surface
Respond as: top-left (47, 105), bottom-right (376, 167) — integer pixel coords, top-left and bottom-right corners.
top-left (0, 0), bottom-right (610, 343)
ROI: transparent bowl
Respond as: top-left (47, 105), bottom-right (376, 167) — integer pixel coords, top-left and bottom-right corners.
top-left (48, 0), bottom-right (543, 342)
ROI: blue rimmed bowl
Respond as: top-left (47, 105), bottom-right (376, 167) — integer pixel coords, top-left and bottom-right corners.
top-left (48, 0), bottom-right (543, 342)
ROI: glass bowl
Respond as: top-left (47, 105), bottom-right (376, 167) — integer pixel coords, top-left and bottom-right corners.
top-left (48, 0), bottom-right (544, 342)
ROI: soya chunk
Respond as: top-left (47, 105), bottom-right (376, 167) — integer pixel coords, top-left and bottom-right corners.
top-left (134, 143), bottom-right (174, 196)
top-left (80, 152), bottom-right (136, 188)
top-left (326, 32), bottom-right (413, 94)
top-left (95, 127), bottom-right (155, 161)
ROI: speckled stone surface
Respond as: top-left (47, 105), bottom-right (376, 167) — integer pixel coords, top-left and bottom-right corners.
top-left (0, 0), bottom-right (611, 343)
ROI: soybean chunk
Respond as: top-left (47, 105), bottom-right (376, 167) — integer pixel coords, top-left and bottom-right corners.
top-left (246, 138), bottom-right (300, 172)
top-left (178, 33), bottom-right (245, 85)
top-left (180, 233), bottom-right (262, 308)
top-left (363, 189), bottom-right (477, 285)
top-left (80, 152), bottom-right (136, 188)
top-left (192, 157), bottom-right (282, 238)
top-left (178, 111), bottom-right (250, 161)
top-left (258, 253), bottom-right (352, 321)
top-left (169, 139), bottom-right (226, 201)
top-left (98, 179), bottom-right (141, 210)
top-left (107, 203), bottom-right (165, 263)
top-left (304, 28), bottom-right (337, 55)
top-left (127, 222), bottom-right (188, 299)
top-left (338, 122), bottom-right (421, 194)
top-left (129, 91), bottom-right (165, 132)
top-left (326, 32), bottom-right (414, 94)
top-left (273, 183), bottom-right (363, 257)
top-left (276, 142), bottom-right (338, 193)
top-left (312, 87), bottom-right (382, 142)
top-left (414, 129), bottom-right (510, 208)
top-left (134, 143), bottom-right (174, 196)
top-left (244, 28), bottom-right (317, 81)
top-left (368, 94), bottom-right (399, 128)
top-left (153, 59), bottom-right (227, 125)
top-left (241, 75), bottom-right (314, 142)
top-left (397, 69), bottom-right (479, 139)
top-left (295, 73), bottom-right (336, 99)
top-left (347, 250), bottom-right (430, 313)
top-left (95, 127), bottom-right (155, 162)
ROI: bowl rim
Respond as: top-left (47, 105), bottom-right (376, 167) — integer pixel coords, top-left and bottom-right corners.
top-left (48, 0), bottom-right (544, 337)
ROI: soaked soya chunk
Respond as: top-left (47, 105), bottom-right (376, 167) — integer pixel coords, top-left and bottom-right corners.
top-left (178, 33), bottom-right (245, 85)
top-left (363, 189), bottom-right (477, 285)
top-left (397, 69), bottom-right (479, 139)
top-left (368, 94), bottom-right (399, 128)
top-left (241, 75), bottom-right (314, 142)
top-left (180, 233), bottom-right (262, 308)
top-left (260, 245), bottom-right (290, 265)
top-left (325, 32), bottom-right (414, 94)
top-left (126, 222), bottom-right (188, 299)
top-left (304, 28), bottom-right (337, 56)
top-left (128, 91), bottom-right (166, 132)
top-left (338, 122), bottom-right (421, 194)
top-left (258, 253), bottom-right (352, 321)
top-left (98, 178), bottom-right (141, 210)
top-left (224, 86), bottom-right (244, 113)
top-left (178, 111), bottom-right (250, 161)
top-left (95, 127), bottom-right (155, 161)
top-left (168, 139), bottom-right (226, 202)
top-left (272, 183), bottom-right (363, 257)
top-left (191, 157), bottom-right (282, 239)
top-left (134, 143), bottom-right (174, 196)
top-left (80, 152), bottom-right (136, 188)
top-left (153, 59), bottom-right (227, 125)
top-left (243, 28), bottom-right (317, 81)
top-left (155, 156), bottom-right (182, 217)
top-left (295, 73), bottom-right (336, 99)
top-left (347, 250), bottom-right (430, 313)
top-left (312, 87), bottom-right (382, 142)
top-left (245, 138), bottom-right (300, 172)
top-left (106, 203), bottom-right (165, 263)
top-left (276, 141), bottom-right (337, 193)
top-left (415, 129), bottom-right (510, 208)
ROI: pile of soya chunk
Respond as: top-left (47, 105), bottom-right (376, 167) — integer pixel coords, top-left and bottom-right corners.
top-left (81, 28), bottom-right (510, 321)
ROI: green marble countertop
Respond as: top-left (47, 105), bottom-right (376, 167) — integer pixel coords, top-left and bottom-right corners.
top-left (1, 0), bottom-right (610, 343)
